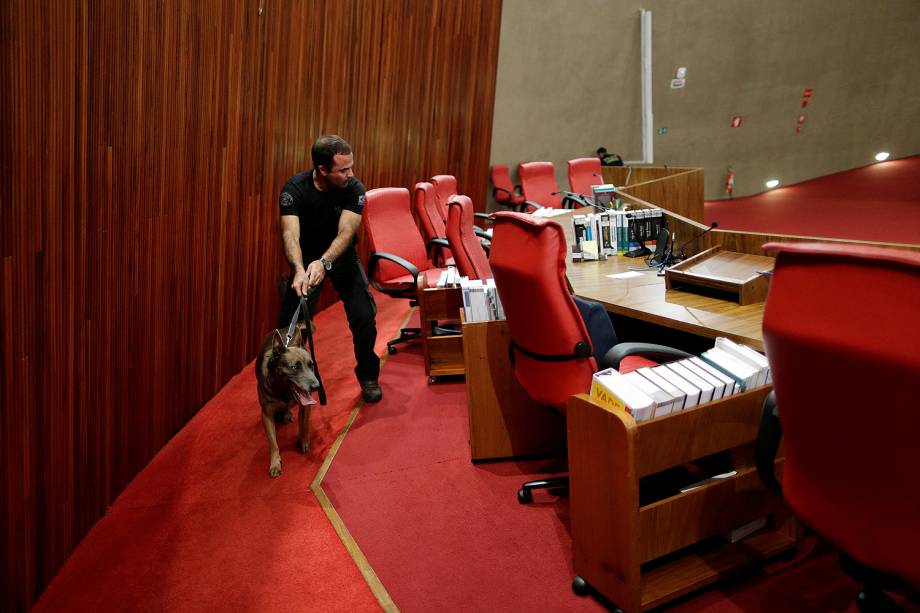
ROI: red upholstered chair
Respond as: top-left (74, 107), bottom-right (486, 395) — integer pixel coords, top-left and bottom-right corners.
top-left (446, 195), bottom-right (492, 280)
top-left (413, 181), bottom-right (453, 268)
top-left (756, 242), bottom-right (920, 608)
top-left (567, 157), bottom-right (603, 200)
top-left (430, 174), bottom-right (458, 224)
top-left (489, 212), bottom-right (689, 502)
top-left (490, 164), bottom-right (526, 210)
top-left (518, 161), bottom-right (562, 209)
top-left (364, 187), bottom-right (446, 354)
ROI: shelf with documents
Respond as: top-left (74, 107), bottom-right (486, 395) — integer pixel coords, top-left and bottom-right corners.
top-left (417, 277), bottom-right (465, 382)
top-left (567, 385), bottom-right (798, 612)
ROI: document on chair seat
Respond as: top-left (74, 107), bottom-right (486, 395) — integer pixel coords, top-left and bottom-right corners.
top-left (531, 207), bottom-right (571, 218)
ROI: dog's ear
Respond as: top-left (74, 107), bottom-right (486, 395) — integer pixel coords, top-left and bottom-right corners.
top-left (291, 325), bottom-right (304, 346)
top-left (272, 329), bottom-right (286, 351)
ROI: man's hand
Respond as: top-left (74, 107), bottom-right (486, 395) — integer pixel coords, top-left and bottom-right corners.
top-left (305, 260), bottom-right (327, 288)
top-left (291, 268), bottom-right (311, 296)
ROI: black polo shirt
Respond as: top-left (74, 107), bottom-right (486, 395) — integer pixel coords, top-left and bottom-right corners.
top-left (279, 169), bottom-right (366, 264)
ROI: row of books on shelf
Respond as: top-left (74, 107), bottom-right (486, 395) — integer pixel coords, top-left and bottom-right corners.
top-left (434, 266), bottom-right (506, 322)
top-left (590, 337), bottom-right (772, 422)
top-left (460, 277), bottom-right (504, 322)
top-left (571, 208), bottom-right (665, 261)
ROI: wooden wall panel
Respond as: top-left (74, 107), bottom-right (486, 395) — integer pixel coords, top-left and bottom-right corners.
top-left (0, 1), bottom-right (502, 610)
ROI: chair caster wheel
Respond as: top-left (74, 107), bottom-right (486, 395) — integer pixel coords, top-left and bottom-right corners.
top-left (572, 576), bottom-right (590, 596)
top-left (387, 346), bottom-right (397, 355)
top-left (517, 488), bottom-right (533, 504)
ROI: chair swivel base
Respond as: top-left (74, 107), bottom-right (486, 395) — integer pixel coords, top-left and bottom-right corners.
top-left (517, 476), bottom-right (569, 504)
top-left (387, 327), bottom-right (422, 354)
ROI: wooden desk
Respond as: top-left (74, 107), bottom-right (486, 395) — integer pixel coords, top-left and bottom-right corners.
top-left (555, 209), bottom-right (767, 351)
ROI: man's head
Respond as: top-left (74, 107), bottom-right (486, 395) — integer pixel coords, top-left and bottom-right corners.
top-left (596, 147), bottom-right (608, 159)
top-left (312, 134), bottom-right (354, 189)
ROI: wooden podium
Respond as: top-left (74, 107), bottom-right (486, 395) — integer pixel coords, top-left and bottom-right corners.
top-left (567, 387), bottom-right (798, 612)
top-left (665, 246), bottom-right (774, 305)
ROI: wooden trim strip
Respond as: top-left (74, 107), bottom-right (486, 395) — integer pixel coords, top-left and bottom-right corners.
top-left (309, 308), bottom-right (417, 613)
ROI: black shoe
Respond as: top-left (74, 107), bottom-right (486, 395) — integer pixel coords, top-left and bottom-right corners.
top-left (360, 380), bottom-right (383, 403)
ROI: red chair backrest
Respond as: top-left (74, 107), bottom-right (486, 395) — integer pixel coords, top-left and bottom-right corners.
top-left (490, 164), bottom-right (523, 206)
top-left (519, 162), bottom-right (562, 209)
top-left (430, 174), bottom-right (458, 224)
top-left (364, 187), bottom-right (429, 284)
top-left (762, 241), bottom-right (920, 584)
top-left (413, 181), bottom-right (445, 242)
top-left (567, 157), bottom-right (603, 198)
top-left (489, 211), bottom-right (597, 409)
top-left (446, 195), bottom-right (492, 280)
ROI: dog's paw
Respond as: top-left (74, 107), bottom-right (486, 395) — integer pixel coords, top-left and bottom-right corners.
top-left (298, 438), bottom-right (310, 454)
top-left (269, 460), bottom-right (282, 478)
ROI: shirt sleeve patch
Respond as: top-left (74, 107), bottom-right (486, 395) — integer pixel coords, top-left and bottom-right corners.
top-left (280, 191), bottom-right (295, 210)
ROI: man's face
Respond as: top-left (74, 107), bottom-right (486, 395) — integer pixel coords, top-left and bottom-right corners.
top-left (320, 153), bottom-right (354, 189)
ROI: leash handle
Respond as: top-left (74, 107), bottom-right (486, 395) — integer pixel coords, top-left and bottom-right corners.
top-left (284, 287), bottom-right (327, 406)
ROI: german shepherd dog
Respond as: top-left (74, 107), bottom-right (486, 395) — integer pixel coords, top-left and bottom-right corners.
top-left (255, 326), bottom-right (319, 477)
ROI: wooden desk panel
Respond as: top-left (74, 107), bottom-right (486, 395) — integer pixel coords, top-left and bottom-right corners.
top-left (564, 252), bottom-right (766, 351)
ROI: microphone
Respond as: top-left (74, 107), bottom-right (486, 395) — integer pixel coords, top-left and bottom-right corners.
top-left (551, 190), bottom-right (594, 209)
top-left (673, 221), bottom-right (718, 261)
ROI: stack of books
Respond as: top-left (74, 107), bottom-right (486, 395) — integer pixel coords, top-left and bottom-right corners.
top-left (590, 338), bottom-right (770, 422)
top-left (459, 277), bottom-right (505, 322)
top-left (435, 266), bottom-right (460, 288)
top-left (571, 209), bottom-right (666, 261)
top-left (591, 184), bottom-right (618, 210)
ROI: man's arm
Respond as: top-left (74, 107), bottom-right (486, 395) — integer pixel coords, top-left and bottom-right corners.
top-left (281, 215), bottom-right (310, 296)
top-left (304, 210), bottom-right (362, 287)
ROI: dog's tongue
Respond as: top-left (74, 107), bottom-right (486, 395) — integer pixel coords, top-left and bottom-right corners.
top-left (293, 387), bottom-right (316, 405)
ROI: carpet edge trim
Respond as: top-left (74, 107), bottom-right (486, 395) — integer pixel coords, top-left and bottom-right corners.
top-left (310, 306), bottom-right (417, 613)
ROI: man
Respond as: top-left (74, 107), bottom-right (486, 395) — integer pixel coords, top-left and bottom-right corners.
top-left (596, 146), bottom-right (624, 167)
top-left (278, 135), bottom-right (382, 403)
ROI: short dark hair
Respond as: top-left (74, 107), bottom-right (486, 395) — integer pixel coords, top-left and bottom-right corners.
top-left (596, 147), bottom-right (608, 156)
top-left (312, 135), bottom-right (352, 171)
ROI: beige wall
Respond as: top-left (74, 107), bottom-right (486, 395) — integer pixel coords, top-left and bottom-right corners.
top-left (490, 0), bottom-right (920, 202)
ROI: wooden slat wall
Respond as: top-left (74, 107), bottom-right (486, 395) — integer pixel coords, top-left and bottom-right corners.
top-left (0, 1), bottom-right (502, 610)
top-left (602, 166), bottom-right (696, 188)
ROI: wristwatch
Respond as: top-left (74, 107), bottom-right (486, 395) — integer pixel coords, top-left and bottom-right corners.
top-left (320, 257), bottom-right (332, 271)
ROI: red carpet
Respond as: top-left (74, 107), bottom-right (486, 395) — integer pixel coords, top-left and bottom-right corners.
top-left (321, 341), bottom-right (920, 612)
top-left (705, 156), bottom-right (920, 244)
top-left (31, 292), bottom-right (409, 613)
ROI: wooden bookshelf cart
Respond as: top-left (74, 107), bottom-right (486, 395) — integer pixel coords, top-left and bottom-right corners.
top-left (416, 276), bottom-right (465, 383)
top-left (567, 386), bottom-right (798, 612)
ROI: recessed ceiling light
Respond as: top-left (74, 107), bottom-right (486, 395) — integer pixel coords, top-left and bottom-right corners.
top-left (765, 179), bottom-right (780, 189)
top-left (875, 151), bottom-right (890, 162)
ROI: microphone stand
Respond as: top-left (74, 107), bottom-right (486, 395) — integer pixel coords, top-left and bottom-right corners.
top-left (672, 221), bottom-right (719, 262)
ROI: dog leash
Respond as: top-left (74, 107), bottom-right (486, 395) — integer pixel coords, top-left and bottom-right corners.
top-left (284, 288), bottom-right (327, 406)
